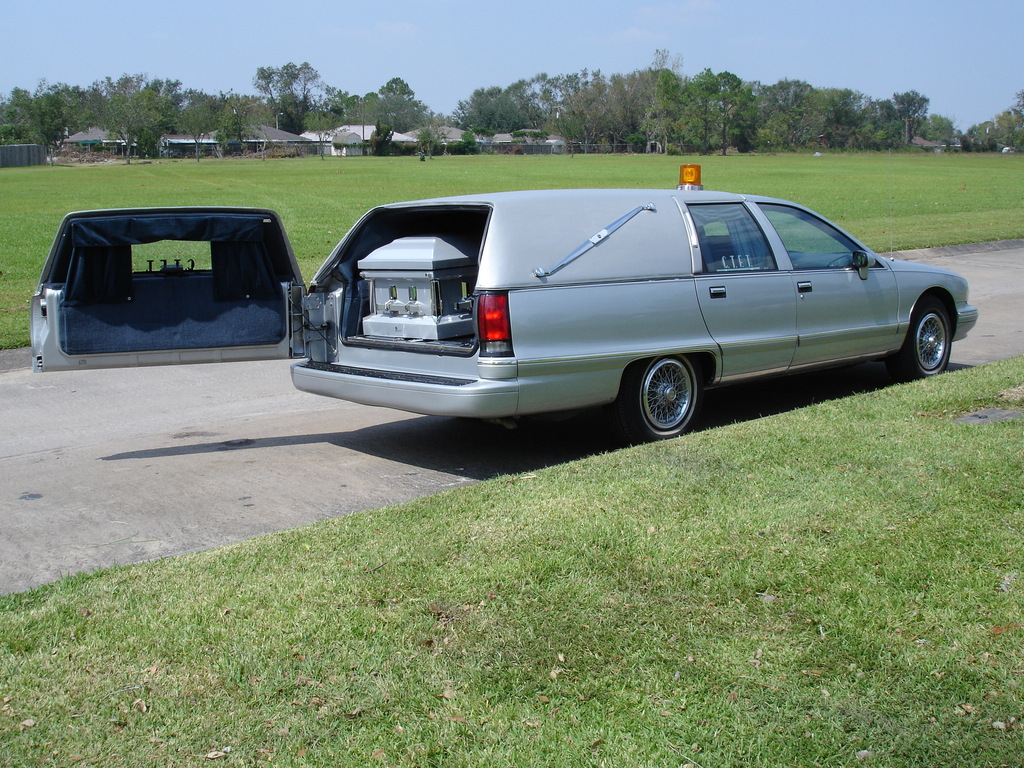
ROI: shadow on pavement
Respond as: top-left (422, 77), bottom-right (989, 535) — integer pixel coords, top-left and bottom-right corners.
top-left (102, 361), bottom-right (946, 481)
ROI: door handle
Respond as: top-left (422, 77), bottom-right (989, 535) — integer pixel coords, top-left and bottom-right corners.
top-left (797, 281), bottom-right (813, 293)
top-left (709, 286), bottom-right (727, 299)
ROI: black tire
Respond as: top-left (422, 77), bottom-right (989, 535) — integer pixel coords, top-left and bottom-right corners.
top-left (609, 356), bottom-right (703, 445)
top-left (885, 297), bottom-right (952, 383)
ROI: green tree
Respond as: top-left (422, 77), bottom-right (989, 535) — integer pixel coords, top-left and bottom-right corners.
top-left (606, 68), bottom-right (660, 151)
top-left (549, 70), bottom-right (611, 151)
top-left (369, 120), bottom-right (394, 155)
top-left (807, 88), bottom-right (870, 149)
top-left (0, 88), bottom-right (33, 144)
top-left (323, 87), bottom-right (360, 123)
top-left (457, 130), bottom-right (479, 155)
top-left (177, 90), bottom-right (221, 161)
top-left (651, 67), bottom-right (686, 152)
top-left (525, 72), bottom-right (568, 127)
top-left (962, 121), bottom-right (998, 152)
top-left (864, 98), bottom-right (903, 148)
top-left (216, 94), bottom-right (268, 154)
top-left (137, 78), bottom-right (184, 155)
top-left (678, 70), bottom-right (756, 155)
top-left (892, 90), bottom-right (930, 143)
top-left (303, 110), bottom-right (337, 158)
top-left (714, 71), bottom-right (756, 154)
top-left (23, 82), bottom-right (88, 159)
top-left (682, 68), bottom-right (719, 154)
top-left (253, 62), bottom-right (324, 133)
top-left (994, 109), bottom-right (1024, 149)
top-left (414, 114), bottom-right (450, 155)
top-left (754, 79), bottom-right (815, 149)
top-left (100, 74), bottom-right (164, 163)
top-left (922, 114), bottom-right (957, 145)
top-left (454, 85), bottom-right (527, 133)
top-left (453, 78), bottom-right (546, 134)
top-left (372, 78), bottom-right (429, 133)
top-left (1003, 90), bottom-right (1024, 148)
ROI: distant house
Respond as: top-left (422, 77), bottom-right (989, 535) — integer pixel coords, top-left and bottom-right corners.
top-left (484, 130), bottom-right (566, 155)
top-left (432, 125), bottom-right (466, 143)
top-left (407, 125), bottom-right (464, 143)
top-left (243, 126), bottom-right (316, 156)
top-left (301, 125), bottom-right (419, 156)
top-left (160, 133), bottom-right (219, 158)
top-left (65, 128), bottom-right (126, 153)
top-left (910, 136), bottom-right (944, 152)
top-left (161, 126), bottom-right (315, 158)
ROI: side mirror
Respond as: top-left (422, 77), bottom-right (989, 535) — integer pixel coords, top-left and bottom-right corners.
top-left (852, 250), bottom-right (872, 280)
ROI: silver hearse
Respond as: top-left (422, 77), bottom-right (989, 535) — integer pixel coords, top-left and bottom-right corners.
top-left (30, 167), bottom-right (978, 444)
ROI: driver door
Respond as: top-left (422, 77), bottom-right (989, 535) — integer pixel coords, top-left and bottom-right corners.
top-left (757, 203), bottom-right (900, 368)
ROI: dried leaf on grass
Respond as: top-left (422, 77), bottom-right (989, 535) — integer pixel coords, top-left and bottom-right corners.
top-left (998, 384), bottom-right (1024, 402)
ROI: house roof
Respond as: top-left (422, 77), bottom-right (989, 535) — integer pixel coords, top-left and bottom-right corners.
top-left (251, 125), bottom-right (312, 142)
top-left (488, 132), bottom-right (565, 145)
top-left (162, 134), bottom-right (218, 145)
top-left (300, 125), bottom-right (418, 144)
top-left (408, 125), bottom-right (465, 142)
top-left (158, 126), bottom-right (311, 149)
top-left (66, 128), bottom-right (121, 144)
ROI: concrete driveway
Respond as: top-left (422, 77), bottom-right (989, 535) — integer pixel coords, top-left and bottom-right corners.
top-left (2, 241), bottom-right (1022, 595)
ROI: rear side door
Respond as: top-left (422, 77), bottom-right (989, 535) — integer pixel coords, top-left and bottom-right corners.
top-left (31, 208), bottom-right (305, 372)
top-left (687, 203), bottom-right (797, 381)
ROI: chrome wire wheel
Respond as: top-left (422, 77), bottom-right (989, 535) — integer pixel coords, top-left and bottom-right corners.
top-left (886, 297), bottom-right (952, 383)
top-left (609, 356), bottom-right (703, 444)
top-left (915, 311), bottom-right (948, 373)
top-left (641, 358), bottom-right (693, 432)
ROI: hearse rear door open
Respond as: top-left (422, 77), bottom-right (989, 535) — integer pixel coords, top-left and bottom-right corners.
top-left (31, 208), bottom-right (306, 372)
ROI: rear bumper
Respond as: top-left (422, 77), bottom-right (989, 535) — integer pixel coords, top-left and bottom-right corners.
top-left (290, 360), bottom-right (520, 418)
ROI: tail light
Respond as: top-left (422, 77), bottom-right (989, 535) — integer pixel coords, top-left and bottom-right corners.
top-left (477, 292), bottom-right (513, 357)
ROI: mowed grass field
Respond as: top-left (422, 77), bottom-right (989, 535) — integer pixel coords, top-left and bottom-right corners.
top-left (1, 151), bottom-right (1022, 349)
top-left (2, 357), bottom-right (1023, 767)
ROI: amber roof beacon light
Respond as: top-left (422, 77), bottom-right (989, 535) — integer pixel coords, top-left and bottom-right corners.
top-left (677, 164), bottom-right (703, 191)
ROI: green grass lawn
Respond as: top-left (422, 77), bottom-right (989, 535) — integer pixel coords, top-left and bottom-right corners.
top-left (2, 356), bottom-right (1022, 767)
top-left (1, 152), bottom-right (1022, 349)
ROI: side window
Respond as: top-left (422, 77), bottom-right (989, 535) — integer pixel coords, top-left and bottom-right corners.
top-left (759, 203), bottom-right (861, 270)
top-left (688, 203), bottom-right (776, 273)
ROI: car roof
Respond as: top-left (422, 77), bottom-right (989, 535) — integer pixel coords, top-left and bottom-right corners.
top-left (380, 187), bottom-right (759, 209)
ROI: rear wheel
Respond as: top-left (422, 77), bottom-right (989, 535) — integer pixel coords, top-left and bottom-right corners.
top-left (885, 297), bottom-right (951, 382)
top-left (609, 356), bottom-right (703, 445)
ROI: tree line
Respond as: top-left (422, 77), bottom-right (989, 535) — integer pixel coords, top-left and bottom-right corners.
top-left (2, 55), bottom-right (1022, 160)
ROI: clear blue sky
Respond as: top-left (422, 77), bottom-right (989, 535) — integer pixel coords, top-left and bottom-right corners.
top-left (4, 0), bottom-right (1020, 129)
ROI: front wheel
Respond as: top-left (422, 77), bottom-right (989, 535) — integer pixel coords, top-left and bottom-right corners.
top-left (609, 356), bottom-right (703, 445)
top-left (885, 297), bottom-right (952, 383)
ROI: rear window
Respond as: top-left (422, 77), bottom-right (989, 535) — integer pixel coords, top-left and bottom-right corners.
top-left (688, 203), bottom-right (776, 273)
